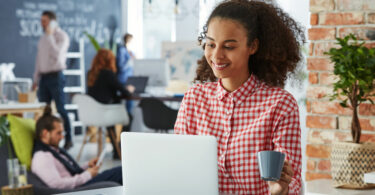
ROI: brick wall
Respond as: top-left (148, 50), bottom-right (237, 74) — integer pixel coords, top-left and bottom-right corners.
top-left (306, 0), bottom-right (375, 181)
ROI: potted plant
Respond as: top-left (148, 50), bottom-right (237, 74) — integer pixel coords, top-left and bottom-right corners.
top-left (84, 31), bottom-right (118, 55)
top-left (0, 116), bottom-right (20, 188)
top-left (325, 33), bottom-right (375, 189)
top-left (0, 116), bottom-right (12, 159)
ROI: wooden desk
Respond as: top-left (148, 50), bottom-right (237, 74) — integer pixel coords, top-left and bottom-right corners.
top-left (0, 102), bottom-right (46, 120)
top-left (306, 179), bottom-right (375, 195)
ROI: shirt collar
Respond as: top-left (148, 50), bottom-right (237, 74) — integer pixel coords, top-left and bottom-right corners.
top-left (216, 74), bottom-right (259, 103)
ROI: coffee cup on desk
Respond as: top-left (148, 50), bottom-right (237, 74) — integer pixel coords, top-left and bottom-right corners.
top-left (257, 151), bottom-right (285, 181)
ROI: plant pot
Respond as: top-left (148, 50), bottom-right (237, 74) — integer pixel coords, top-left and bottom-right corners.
top-left (331, 142), bottom-right (375, 189)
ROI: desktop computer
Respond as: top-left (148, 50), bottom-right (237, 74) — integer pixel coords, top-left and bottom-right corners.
top-left (133, 59), bottom-right (170, 87)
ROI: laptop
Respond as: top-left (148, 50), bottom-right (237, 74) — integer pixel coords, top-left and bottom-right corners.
top-left (121, 132), bottom-right (219, 195)
top-left (126, 76), bottom-right (148, 95)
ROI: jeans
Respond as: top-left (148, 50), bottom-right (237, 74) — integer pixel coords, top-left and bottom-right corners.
top-left (83, 166), bottom-right (122, 185)
top-left (38, 71), bottom-right (72, 141)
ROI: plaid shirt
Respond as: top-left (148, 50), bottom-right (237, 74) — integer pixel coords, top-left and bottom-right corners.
top-left (174, 74), bottom-right (301, 195)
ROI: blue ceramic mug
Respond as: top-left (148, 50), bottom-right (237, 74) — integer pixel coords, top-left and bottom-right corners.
top-left (257, 151), bottom-right (285, 181)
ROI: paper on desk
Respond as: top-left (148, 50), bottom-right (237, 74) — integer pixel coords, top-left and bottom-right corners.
top-left (364, 171), bottom-right (375, 184)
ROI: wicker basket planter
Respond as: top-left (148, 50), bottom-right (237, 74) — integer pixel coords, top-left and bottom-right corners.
top-left (331, 142), bottom-right (375, 189)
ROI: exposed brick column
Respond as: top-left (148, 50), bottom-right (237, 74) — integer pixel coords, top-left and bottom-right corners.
top-left (306, 0), bottom-right (375, 181)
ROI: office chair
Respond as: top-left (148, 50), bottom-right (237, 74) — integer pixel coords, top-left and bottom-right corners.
top-left (138, 97), bottom-right (179, 133)
top-left (73, 94), bottom-right (129, 161)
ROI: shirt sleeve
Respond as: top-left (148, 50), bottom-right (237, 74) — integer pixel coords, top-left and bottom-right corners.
top-left (272, 95), bottom-right (302, 195)
top-left (45, 30), bottom-right (69, 66)
top-left (33, 49), bottom-right (41, 84)
top-left (31, 151), bottom-right (92, 189)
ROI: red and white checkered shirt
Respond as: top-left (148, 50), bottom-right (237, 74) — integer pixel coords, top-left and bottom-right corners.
top-left (174, 74), bottom-right (301, 195)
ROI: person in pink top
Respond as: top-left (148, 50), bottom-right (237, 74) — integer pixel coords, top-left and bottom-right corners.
top-left (174, 0), bottom-right (305, 194)
top-left (31, 106), bottom-right (122, 189)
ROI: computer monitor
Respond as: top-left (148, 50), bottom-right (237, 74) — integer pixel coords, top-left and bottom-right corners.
top-left (133, 59), bottom-right (170, 87)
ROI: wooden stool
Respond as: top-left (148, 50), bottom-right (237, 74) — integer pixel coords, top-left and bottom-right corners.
top-left (1, 184), bottom-right (33, 195)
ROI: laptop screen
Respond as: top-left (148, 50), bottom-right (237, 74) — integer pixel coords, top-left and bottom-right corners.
top-left (126, 76), bottom-right (148, 95)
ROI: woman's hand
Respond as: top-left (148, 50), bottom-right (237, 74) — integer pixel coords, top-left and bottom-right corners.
top-left (126, 85), bottom-right (136, 93)
top-left (268, 161), bottom-right (294, 195)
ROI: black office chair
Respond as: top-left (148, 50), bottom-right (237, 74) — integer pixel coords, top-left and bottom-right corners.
top-left (138, 98), bottom-right (179, 133)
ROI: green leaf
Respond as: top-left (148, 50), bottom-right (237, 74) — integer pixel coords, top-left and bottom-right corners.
top-left (104, 40), bottom-right (110, 49)
top-left (340, 101), bottom-right (348, 108)
top-left (112, 42), bottom-right (117, 57)
top-left (83, 31), bottom-right (101, 51)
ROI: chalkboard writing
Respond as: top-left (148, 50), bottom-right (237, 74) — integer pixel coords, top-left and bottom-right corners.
top-left (0, 0), bottom-right (122, 79)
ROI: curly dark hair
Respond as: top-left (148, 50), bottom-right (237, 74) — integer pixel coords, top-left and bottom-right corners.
top-left (195, 0), bottom-right (305, 87)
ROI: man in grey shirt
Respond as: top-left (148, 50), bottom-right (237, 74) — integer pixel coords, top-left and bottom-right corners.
top-left (33, 10), bottom-right (72, 150)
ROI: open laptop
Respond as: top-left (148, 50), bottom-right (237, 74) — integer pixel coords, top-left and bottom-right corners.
top-left (125, 76), bottom-right (148, 96)
top-left (121, 132), bottom-right (219, 195)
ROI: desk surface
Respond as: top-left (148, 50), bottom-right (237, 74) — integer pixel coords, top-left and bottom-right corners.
top-left (306, 179), bottom-right (375, 195)
top-left (60, 179), bottom-right (375, 195)
top-left (57, 187), bottom-right (235, 195)
top-left (57, 186), bottom-right (123, 195)
top-left (0, 102), bottom-right (46, 109)
top-left (130, 95), bottom-right (183, 102)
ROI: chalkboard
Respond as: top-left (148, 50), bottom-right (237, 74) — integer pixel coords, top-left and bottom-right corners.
top-left (0, 0), bottom-right (122, 79)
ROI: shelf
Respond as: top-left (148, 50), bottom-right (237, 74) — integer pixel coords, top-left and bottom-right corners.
top-left (65, 104), bottom-right (78, 110)
top-left (63, 70), bottom-right (82, 75)
top-left (66, 52), bottom-right (82, 58)
top-left (63, 87), bottom-right (84, 93)
top-left (72, 121), bottom-right (83, 127)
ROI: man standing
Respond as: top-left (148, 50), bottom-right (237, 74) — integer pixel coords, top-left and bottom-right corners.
top-left (33, 11), bottom-right (72, 150)
top-left (32, 106), bottom-right (122, 189)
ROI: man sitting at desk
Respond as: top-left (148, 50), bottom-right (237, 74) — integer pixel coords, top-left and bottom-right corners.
top-left (31, 106), bottom-right (122, 189)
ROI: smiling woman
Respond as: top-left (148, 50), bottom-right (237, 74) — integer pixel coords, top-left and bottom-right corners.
top-left (195, 0), bottom-right (305, 88)
top-left (174, 0), bottom-right (305, 195)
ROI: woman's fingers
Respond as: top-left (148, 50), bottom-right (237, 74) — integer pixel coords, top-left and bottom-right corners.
top-left (279, 172), bottom-right (292, 184)
top-left (282, 161), bottom-right (294, 176)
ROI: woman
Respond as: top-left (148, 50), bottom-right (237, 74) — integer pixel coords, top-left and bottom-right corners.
top-left (87, 49), bottom-right (134, 159)
top-left (174, 1), bottom-right (305, 194)
top-left (88, 49), bottom-right (134, 104)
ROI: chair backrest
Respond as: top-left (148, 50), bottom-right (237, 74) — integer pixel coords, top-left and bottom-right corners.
top-left (138, 98), bottom-right (178, 131)
top-left (72, 94), bottom-right (129, 127)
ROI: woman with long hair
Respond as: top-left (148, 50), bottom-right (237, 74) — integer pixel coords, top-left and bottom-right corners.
top-left (87, 49), bottom-right (134, 159)
top-left (174, 0), bottom-right (305, 194)
top-left (88, 49), bottom-right (134, 103)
